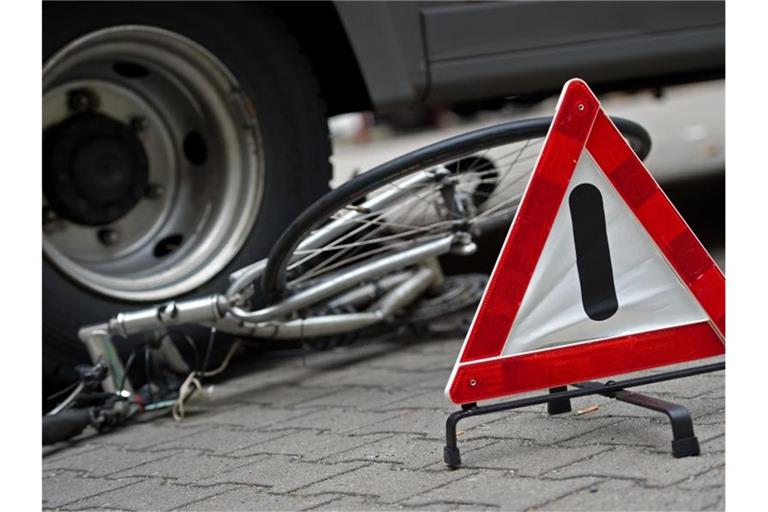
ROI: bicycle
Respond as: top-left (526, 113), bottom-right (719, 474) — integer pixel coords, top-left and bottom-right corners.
top-left (44, 115), bottom-right (651, 444)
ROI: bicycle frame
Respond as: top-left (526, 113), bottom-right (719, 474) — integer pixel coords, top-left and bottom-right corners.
top-left (59, 115), bottom-right (651, 432)
top-left (78, 167), bottom-right (472, 394)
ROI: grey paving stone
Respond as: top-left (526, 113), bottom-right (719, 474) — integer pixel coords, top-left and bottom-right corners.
top-left (43, 444), bottom-right (176, 478)
top-left (568, 392), bottom-right (725, 421)
top-left (677, 464), bottom-right (725, 491)
top-left (350, 408), bottom-right (454, 439)
top-left (109, 450), bottom-right (267, 485)
top-left (54, 507), bottom-right (132, 512)
top-left (43, 443), bottom-right (103, 464)
top-left (228, 430), bottom-right (392, 461)
top-left (309, 494), bottom-right (419, 511)
top-left (178, 487), bottom-right (336, 511)
top-left (630, 369), bottom-right (725, 400)
top-left (411, 372), bottom-right (459, 391)
top-left (539, 478), bottom-right (724, 511)
top-left (42, 471), bottom-right (139, 509)
top-left (289, 386), bottom-right (418, 411)
top-left (391, 502), bottom-right (498, 511)
top-left (449, 441), bottom-right (613, 476)
top-left (206, 455), bottom-right (365, 494)
top-left (699, 434), bottom-right (725, 453)
top-left (271, 407), bottom-right (408, 434)
top-left (325, 434), bottom-right (494, 470)
top-left (84, 421), bottom-right (211, 449)
top-left (458, 410), bottom-right (625, 445)
top-left (67, 478), bottom-right (239, 511)
top-left (41, 332), bottom-right (725, 511)
top-left (365, 350), bottom-right (456, 372)
top-left (298, 366), bottom-right (439, 390)
top-left (399, 336), bottom-right (463, 356)
top-left (290, 343), bottom-right (402, 372)
top-left (372, 390), bottom-right (456, 412)
top-left (401, 473), bottom-right (599, 510)
top-left (696, 404), bottom-right (727, 425)
top-left (140, 425), bottom-right (295, 455)
top-left (179, 404), bottom-right (318, 430)
top-left (561, 416), bottom-right (726, 452)
top-left (233, 385), bottom-right (348, 408)
top-left (298, 463), bottom-right (470, 504)
top-left (547, 445), bottom-right (724, 487)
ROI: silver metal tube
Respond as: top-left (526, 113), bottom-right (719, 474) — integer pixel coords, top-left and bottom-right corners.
top-left (226, 258), bottom-right (267, 299)
top-left (225, 171), bottom-right (436, 298)
top-left (108, 295), bottom-right (226, 338)
top-left (228, 235), bottom-right (454, 323)
top-left (373, 266), bottom-right (436, 318)
top-left (78, 324), bottom-right (131, 394)
top-left (216, 312), bottom-right (381, 338)
top-left (325, 270), bottom-right (413, 309)
top-left (218, 265), bottom-right (437, 339)
top-left (91, 237), bottom-right (449, 344)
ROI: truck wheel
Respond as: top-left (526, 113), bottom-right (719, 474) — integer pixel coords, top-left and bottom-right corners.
top-left (42, 3), bottom-right (331, 387)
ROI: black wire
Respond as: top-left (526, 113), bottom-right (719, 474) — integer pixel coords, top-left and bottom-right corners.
top-left (119, 349), bottom-right (138, 394)
top-left (158, 330), bottom-right (200, 373)
top-left (46, 378), bottom-right (79, 402)
top-left (144, 344), bottom-right (154, 403)
top-left (201, 327), bottom-right (216, 374)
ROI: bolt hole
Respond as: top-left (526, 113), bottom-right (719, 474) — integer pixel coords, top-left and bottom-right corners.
top-left (113, 61), bottom-right (150, 78)
top-left (154, 234), bottom-right (184, 258)
top-left (183, 131), bottom-right (208, 165)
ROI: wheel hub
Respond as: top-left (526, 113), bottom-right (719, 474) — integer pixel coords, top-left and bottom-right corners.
top-left (42, 26), bottom-right (263, 301)
top-left (44, 112), bottom-right (149, 226)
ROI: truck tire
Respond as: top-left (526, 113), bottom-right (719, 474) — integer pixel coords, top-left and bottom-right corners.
top-left (42, 2), bottom-right (332, 389)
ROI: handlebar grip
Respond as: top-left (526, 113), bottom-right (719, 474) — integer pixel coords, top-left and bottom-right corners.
top-left (42, 409), bottom-right (93, 445)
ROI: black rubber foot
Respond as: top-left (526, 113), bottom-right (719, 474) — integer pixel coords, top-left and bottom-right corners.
top-left (444, 446), bottom-right (462, 469)
top-left (672, 436), bottom-right (700, 458)
top-left (547, 387), bottom-right (572, 415)
top-left (547, 398), bottom-right (572, 415)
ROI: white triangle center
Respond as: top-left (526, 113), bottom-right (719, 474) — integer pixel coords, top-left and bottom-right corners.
top-left (502, 150), bottom-right (708, 357)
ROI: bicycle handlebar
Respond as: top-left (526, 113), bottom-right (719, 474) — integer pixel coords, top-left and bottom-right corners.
top-left (43, 408), bottom-right (93, 445)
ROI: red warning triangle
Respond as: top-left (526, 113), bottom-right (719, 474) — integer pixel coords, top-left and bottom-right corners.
top-left (445, 79), bottom-right (725, 405)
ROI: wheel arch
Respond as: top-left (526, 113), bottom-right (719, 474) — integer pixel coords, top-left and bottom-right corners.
top-left (264, 1), bottom-right (373, 116)
top-left (43, 1), bottom-right (374, 116)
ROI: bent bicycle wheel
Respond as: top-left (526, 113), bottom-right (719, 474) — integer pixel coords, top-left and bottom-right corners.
top-left (261, 116), bottom-right (651, 302)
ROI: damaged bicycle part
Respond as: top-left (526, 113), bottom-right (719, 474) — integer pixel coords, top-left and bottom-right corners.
top-left (53, 115), bottom-right (650, 444)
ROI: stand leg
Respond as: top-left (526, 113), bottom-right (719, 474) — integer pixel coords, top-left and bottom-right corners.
top-left (444, 409), bottom-right (464, 469)
top-left (443, 362), bottom-right (721, 468)
top-left (547, 386), bottom-right (572, 415)
top-left (612, 390), bottom-right (700, 458)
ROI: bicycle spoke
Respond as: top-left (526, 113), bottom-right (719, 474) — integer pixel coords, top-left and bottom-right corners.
top-left (281, 131), bottom-right (557, 291)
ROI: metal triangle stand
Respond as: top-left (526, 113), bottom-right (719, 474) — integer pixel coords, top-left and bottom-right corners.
top-left (444, 361), bottom-right (724, 469)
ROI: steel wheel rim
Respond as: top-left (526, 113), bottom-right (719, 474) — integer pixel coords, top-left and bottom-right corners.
top-left (43, 26), bottom-right (264, 302)
top-left (282, 136), bottom-right (549, 290)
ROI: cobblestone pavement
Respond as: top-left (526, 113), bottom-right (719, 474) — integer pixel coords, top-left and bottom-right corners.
top-left (43, 332), bottom-right (725, 511)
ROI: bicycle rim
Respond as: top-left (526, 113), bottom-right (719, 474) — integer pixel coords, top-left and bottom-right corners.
top-left (262, 116), bottom-right (651, 299)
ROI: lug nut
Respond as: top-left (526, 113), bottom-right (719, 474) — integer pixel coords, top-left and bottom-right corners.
top-left (130, 116), bottom-right (148, 133)
top-left (67, 89), bottom-right (97, 112)
top-left (145, 183), bottom-right (164, 199)
top-left (97, 228), bottom-right (120, 246)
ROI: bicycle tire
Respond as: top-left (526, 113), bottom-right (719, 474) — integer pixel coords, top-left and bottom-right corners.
top-left (262, 116), bottom-right (651, 300)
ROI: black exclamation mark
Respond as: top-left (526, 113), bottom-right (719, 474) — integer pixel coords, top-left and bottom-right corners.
top-left (569, 183), bottom-right (619, 321)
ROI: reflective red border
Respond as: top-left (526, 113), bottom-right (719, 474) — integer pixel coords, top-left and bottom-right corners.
top-left (460, 80), bottom-right (601, 362)
top-left (447, 79), bottom-right (725, 404)
top-left (449, 322), bottom-right (724, 404)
